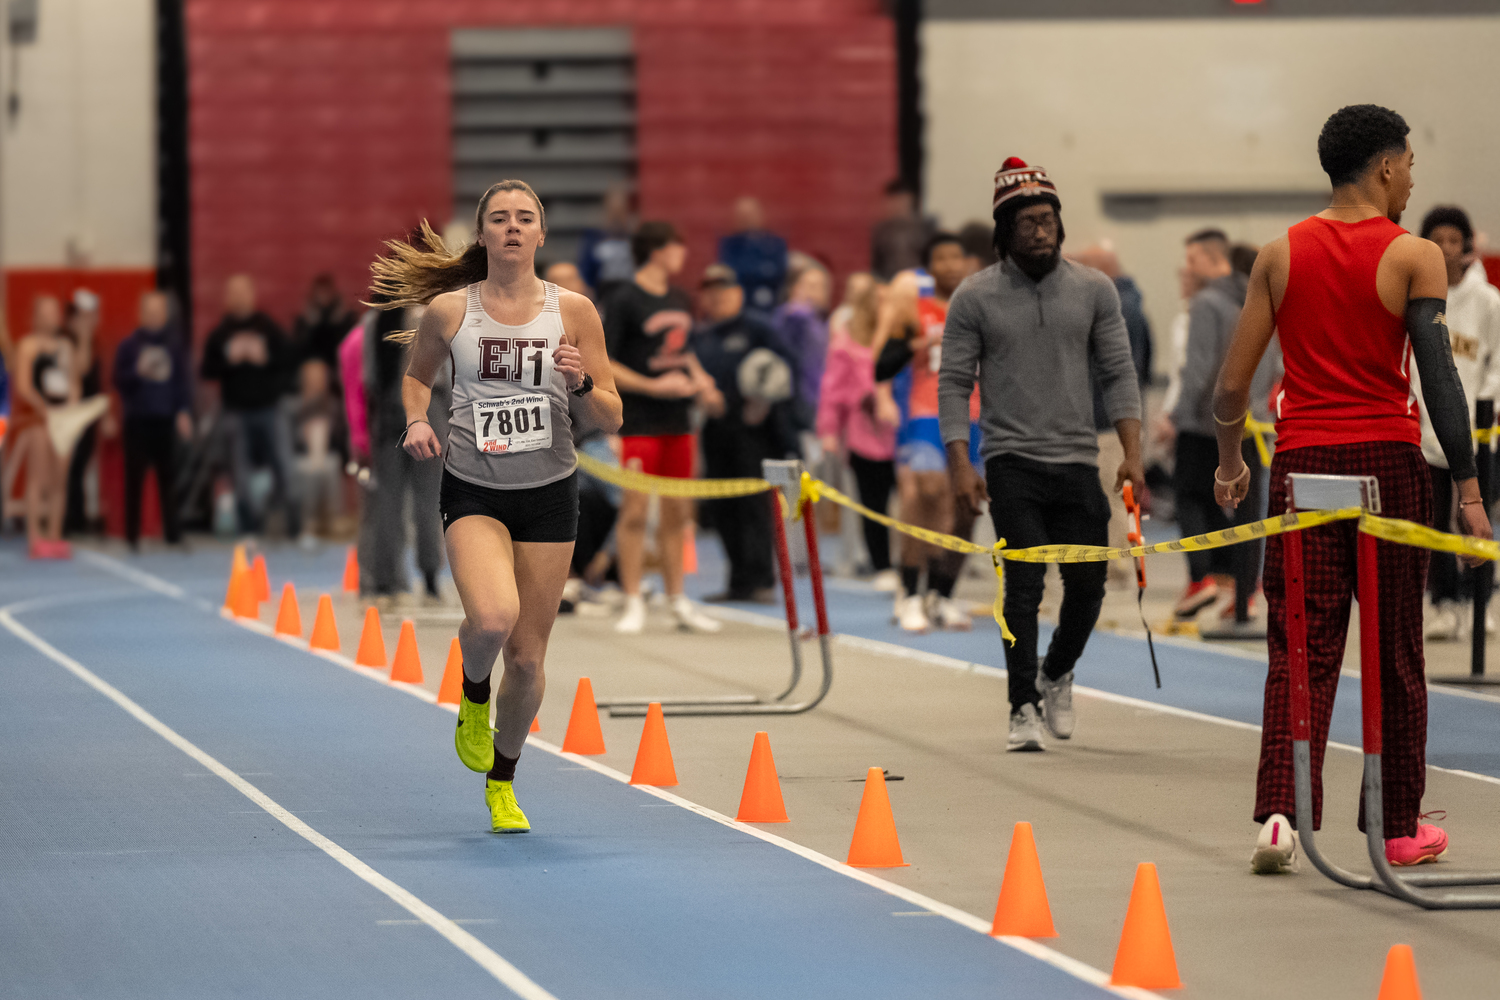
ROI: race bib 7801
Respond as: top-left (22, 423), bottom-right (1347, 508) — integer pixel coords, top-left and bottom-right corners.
top-left (472, 394), bottom-right (552, 455)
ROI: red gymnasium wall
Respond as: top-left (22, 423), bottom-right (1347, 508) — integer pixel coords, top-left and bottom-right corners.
top-left (185, 1), bottom-right (897, 343)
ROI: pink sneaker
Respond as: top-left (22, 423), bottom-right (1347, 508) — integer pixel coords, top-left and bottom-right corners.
top-left (1385, 823), bottom-right (1448, 866)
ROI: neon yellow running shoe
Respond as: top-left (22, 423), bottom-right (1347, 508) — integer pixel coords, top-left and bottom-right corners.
top-left (455, 694), bottom-right (494, 773)
top-left (485, 779), bottom-right (530, 834)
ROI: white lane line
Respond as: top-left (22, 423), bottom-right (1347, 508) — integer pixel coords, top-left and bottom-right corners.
top-left (0, 597), bottom-right (558, 1000)
top-left (76, 551), bottom-right (1154, 998)
top-left (527, 735), bottom-right (1160, 1000)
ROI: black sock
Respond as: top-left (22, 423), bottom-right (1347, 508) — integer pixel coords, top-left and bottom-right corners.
top-left (462, 674), bottom-right (491, 705)
top-left (927, 562), bottom-right (957, 599)
top-left (488, 750), bottom-right (520, 783)
top-left (424, 570), bottom-right (439, 597)
top-left (900, 565), bottom-right (921, 595)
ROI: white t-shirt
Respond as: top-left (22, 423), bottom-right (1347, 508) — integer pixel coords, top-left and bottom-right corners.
top-left (1411, 260), bottom-right (1500, 469)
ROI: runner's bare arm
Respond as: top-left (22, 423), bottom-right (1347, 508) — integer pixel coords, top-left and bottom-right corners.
top-left (1211, 237), bottom-right (1284, 506)
top-left (558, 290), bottom-right (622, 436)
top-left (401, 292), bottom-right (465, 460)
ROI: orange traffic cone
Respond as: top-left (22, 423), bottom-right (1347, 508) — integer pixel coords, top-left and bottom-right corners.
top-left (990, 822), bottom-right (1057, 938)
top-left (629, 702), bottom-right (678, 786)
top-left (736, 731), bottom-right (789, 823)
top-left (309, 594), bottom-right (340, 651)
top-left (530, 715), bottom-right (541, 733)
top-left (560, 677), bottom-right (606, 754)
top-left (223, 544), bottom-right (248, 609)
top-left (390, 620), bottom-right (423, 683)
top-left (1377, 945), bottom-right (1422, 1000)
top-left (342, 546), bottom-right (359, 593)
top-left (355, 607), bottom-right (387, 667)
top-left (1110, 863), bottom-right (1182, 989)
top-left (682, 524), bottom-right (698, 574)
top-left (847, 767), bottom-right (909, 868)
top-left (250, 554), bottom-right (271, 603)
top-left (436, 638), bottom-right (463, 705)
top-left (273, 582), bottom-right (303, 638)
top-left (231, 566), bottom-right (260, 619)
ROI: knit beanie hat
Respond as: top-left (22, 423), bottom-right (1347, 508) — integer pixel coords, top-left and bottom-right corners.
top-left (992, 157), bottom-right (1060, 213)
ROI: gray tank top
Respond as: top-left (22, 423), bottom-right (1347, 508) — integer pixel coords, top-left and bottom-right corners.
top-left (444, 281), bottom-right (576, 490)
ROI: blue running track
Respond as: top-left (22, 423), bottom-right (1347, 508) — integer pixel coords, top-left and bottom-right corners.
top-left (0, 544), bottom-right (1126, 1000)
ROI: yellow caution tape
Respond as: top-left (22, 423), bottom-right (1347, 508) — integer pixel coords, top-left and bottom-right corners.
top-left (1358, 512), bottom-right (1500, 562)
top-left (1475, 426), bottom-right (1498, 445)
top-left (580, 449), bottom-right (1497, 641)
top-left (1243, 416), bottom-right (1276, 468)
top-left (576, 451), bottom-right (772, 499)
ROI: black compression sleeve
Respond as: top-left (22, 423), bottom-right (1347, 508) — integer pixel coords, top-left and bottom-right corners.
top-left (875, 338), bottom-right (914, 382)
top-left (1407, 297), bottom-right (1478, 482)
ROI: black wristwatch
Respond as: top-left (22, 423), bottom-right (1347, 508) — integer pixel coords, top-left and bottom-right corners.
top-left (570, 373), bottom-right (594, 398)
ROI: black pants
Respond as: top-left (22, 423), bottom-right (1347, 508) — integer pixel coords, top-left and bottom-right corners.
top-left (702, 416), bottom-right (777, 595)
top-left (988, 455), bottom-right (1109, 711)
top-left (848, 451), bottom-right (895, 572)
top-left (63, 425), bottom-right (97, 534)
top-left (123, 417), bottom-right (181, 545)
top-left (1427, 463), bottom-right (1464, 604)
top-left (1174, 431), bottom-right (1234, 582)
top-left (1230, 437), bottom-right (1269, 620)
top-left (572, 483), bottom-right (618, 577)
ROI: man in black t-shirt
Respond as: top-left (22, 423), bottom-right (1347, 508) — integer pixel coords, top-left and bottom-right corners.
top-left (602, 221), bottom-right (723, 634)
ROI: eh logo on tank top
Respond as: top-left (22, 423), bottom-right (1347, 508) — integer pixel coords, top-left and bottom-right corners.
top-left (477, 337), bottom-right (551, 388)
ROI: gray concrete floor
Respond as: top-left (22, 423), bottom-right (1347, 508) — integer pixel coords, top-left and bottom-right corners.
top-left (275, 584), bottom-right (1500, 1000)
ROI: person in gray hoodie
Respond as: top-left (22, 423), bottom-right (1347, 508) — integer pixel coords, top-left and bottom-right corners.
top-left (940, 157), bottom-right (1143, 753)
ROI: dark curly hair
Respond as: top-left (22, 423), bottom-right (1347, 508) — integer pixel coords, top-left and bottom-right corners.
top-left (1420, 205), bottom-right (1473, 253)
top-left (1317, 105), bottom-right (1410, 188)
top-left (921, 231), bottom-right (964, 269)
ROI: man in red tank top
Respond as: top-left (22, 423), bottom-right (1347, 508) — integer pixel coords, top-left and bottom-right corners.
top-left (1212, 105), bottom-right (1492, 872)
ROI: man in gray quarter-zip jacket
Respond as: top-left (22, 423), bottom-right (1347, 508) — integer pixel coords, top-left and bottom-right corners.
top-left (938, 157), bottom-right (1144, 753)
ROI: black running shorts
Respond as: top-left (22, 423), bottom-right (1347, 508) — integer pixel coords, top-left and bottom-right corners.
top-left (439, 470), bottom-right (579, 543)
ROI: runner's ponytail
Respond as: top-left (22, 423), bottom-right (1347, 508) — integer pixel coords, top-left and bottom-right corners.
top-left (367, 180), bottom-right (547, 343)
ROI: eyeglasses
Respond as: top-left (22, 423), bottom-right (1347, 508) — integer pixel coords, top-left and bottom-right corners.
top-left (1015, 214), bottom-right (1058, 235)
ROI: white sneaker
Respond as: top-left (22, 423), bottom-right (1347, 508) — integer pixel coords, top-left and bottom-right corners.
top-left (1250, 813), bottom-right (1298, 874)
top-left (561, 578), bottom-right (584, 605)
top-left (1425, 602), bottom-right (1461, 642)
top-left (1035, 669), bottom-right (1075, 739)
top-left (615, 594), bottom-right (647, 634)
top-left (671, 595), bottom-right (722, 633)
top-left (1007, 703), bottom-right (1046, 752)
top-left (896, 593), bottom-right (930, 633)
top-left (871, 569), bottom-right (901, 593)
top-left (929, 595), bottom-right (973, 631)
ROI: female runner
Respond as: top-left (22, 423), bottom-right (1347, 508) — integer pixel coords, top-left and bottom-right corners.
top-left (371, 180), bottom-right (622, 833)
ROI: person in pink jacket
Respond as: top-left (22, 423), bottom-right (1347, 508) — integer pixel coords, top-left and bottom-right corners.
top-left (817, 274), bottom-right (899, 590)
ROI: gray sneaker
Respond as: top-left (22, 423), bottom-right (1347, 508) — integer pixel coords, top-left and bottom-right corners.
top-left (1035, 669), bottom-right (1075, 740)
top-left (1007, 703), bottom-right (1046, 752)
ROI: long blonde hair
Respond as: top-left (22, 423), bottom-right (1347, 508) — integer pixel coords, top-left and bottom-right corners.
top-left (368, 180), bottom-right (546, 316)
top-left (842, 273), bottom-right (880, 347)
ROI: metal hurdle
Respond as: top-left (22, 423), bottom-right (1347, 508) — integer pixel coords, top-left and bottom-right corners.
top-left (597, 459), bottom-right (834, 718)
top-left (1284, 472), bottom-right (1500, 908)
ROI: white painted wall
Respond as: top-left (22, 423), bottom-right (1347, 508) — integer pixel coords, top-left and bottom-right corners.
top-left (924, 16), bottom-right (1500, 373)
top-left (0, 0), bottom-right (155, 269)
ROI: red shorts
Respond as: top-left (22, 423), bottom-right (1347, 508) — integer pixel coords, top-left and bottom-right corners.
top-left (620, 433), bottom-right (696, 480)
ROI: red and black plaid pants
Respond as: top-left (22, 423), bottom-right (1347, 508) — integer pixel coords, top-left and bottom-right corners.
top-left (1257, 441), bottom-right (1431, 839)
